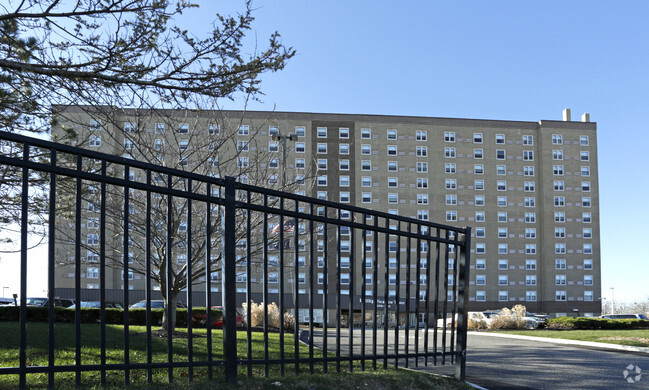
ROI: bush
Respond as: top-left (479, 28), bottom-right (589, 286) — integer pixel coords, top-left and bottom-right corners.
top-left (468, 316), bottom-right (488, 330)
top-left (242, 301), bottom-right (280, 328)
top-left (489, 305), bottom-right (529, 330)
top-left (283, 311), bottom-right (295, 332)
top-left (546, 317), bottom-right (649, 330)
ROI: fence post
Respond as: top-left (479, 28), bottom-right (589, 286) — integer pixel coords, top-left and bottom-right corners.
top-left (222, 176), bottom-right (238, 384)
top-left (455, 227), bottom-right (471, 381)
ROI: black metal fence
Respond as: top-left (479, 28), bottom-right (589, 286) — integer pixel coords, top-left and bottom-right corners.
top-left (0, 131), bottom-right (470, 388)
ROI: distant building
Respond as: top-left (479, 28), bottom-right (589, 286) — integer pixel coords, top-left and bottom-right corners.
top-left (52, 107), bottom-right (601, 319)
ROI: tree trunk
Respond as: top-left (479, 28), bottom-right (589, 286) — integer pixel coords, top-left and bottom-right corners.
top-left (161, 292), bottom-right (178, 333)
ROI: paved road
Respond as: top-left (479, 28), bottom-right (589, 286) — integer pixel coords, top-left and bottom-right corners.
top-left (306, 329), bottom-right (649, 389)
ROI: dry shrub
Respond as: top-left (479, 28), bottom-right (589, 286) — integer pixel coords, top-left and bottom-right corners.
top-left (242, 301), bottom-right (280, 328)
top-left (283, 311), bottom-right (295, 332)
top-left (468, 317), bottom-right (488, 330)
top-left (489, 305), bottom-right (528, 330)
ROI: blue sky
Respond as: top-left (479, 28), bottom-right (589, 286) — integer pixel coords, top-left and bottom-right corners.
top-left (1, 1), bottom-right (647, 303)
top-left (210, 0), bottom-right (648, 302)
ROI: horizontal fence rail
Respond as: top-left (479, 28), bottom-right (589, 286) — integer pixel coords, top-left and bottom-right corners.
top-left (0, 131), bottom-right (471, 388)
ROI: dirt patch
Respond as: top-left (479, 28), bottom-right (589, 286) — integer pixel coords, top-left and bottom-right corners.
top-left (598, 336), bottom-right (649, 344)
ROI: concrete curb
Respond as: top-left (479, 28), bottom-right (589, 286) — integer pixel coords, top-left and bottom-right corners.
top-left (468, 331), bottom-right (649, 354)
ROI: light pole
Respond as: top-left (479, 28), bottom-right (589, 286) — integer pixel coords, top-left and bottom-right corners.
top-left (272, 133), bottom-right (296, 188)
top-left (2, 287), bottom-right (8, 298)
top-left (609, 287), bottom-right (615, 315)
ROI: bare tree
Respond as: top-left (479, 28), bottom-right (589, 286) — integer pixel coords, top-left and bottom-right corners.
top-left (0, 0), bottom-right (295, 332)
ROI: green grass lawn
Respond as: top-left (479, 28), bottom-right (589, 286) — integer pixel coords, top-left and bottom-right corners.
top-left (0, 322), bottom-right (468, 389)
top-left (492, 329), bottom-right (649, 347)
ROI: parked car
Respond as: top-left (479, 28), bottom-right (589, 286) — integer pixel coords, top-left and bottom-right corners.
top-left (26, 297), bottom-right (75, 308)
top-left (128, 300), bottom-right (186, 309)
top-left (69, 301), bottom-right (123, 309)
top-left (600, 314), bottom-right (649, 320)
top-left (192, 306), bottom-right (244, 328)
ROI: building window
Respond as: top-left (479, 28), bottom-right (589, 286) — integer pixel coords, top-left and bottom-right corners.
top-left (582, 181), bottom-right (591, 192)
top-left (552, 134), bottom-right (563, 145)
top-left (295, 158), bottom-right (305, 169)
top-left (416, 130), bottom-right (427, 141)
top-left (317, 143), bottom-right (327, 154)
top-left (475, 180), bottom-right (484, 190)
top-left (89, 136), bottom-right (101, 147)
top-left (339, 192), bottom-right (350, 203)
top-left (526, 259), bottom-right (536, 270)
top-left (295, 126), bottom-right (306, 137)
top-left (555, 227), bottom-right (566, 238)
top-left (446, 194), bottom-right (457, 205)
top-left (584, 259), bottom-right (593, 270)
top-left (583, 243), bottom-right (593, 254)
top-left (525, 197), bottom-right (535, 207)
top-left (446, 211), bottom-right (457, 222)
top-left (581, 166), bottom-right (590, 177)
top-left (556, 290), bottom-right (567, 301)
top-left (417, 178), bottom-right (428, 188)
top-left (339, 127), bottom-right (349, 138)
top-left (387, 177), bottom-right (398, 188)
top-left (388, 193), bottom-right (398, 204)
top-left (555, 274), bottom-right (566, 285)
top-left (445, 163), bottom-right (456, 174)
top-left (475, 195), bottom-right (485, 206)
top-left (446, 179), bottom-right (457, 189)
top-left (583, 228), bottom-right (592, 239)
top-left (474, 148), bottom-right (483, 159)
top-left (580, 135), bottom-right (589, 146)
top-left (496, 166), bottom-right (506, 176)
top-left (339, 175), bottom-right (350, 187)
top-left (317, 175), bottom-right (327, 186)
top-left (417, 194), bottom-right (428, 204)
top-left (361, 144), bottom-right (371, 155)
top-left (496, 150), bottom-right (506, 160)
top-left (476, 243), bottom-right (485, 254)
top-left (555, 212), bottom-right (565, 223)
top-left (317, 127), bottom-right (327, 138)
top-left (499, 291), bottom-right (508, 302)
top-left (498, 259), bottom-right (508, 270)
top-left (498, 227), bottom-right (508, 238)
top-left (554, 181), bottom-right (564, 191)
top-left (295, 142), bottom-right (305, 153)
top-left (525, 228), bottom-right (536, 239)
top-left (583, 212), bottom-right (592, 223)
top-left (553, 165), bottom-right (564, 175)
top-left (523, 150), bottom-right (534, 161)
top-left (445, 147), bottom-right (456, 158)
top-left (476, 259), bottom-right (486, 270)
top-left (524, 181), bottom-right (535, 192)
top-left (555, 259), bottom-right (566, 270)
top-left (497, 196), bottom-right (507, 207)
top-left (362, 192), bottom-right (372, 203)
top-left (526, 244), bottom-right (536, 254)
top-left (387, 129), bottom-right (397, 140)
top-left (554, 196), bottom-right (565, 207)
top-left (416, 162), bottom-right (428, 172)
top-left (584, 291), bottom-right (593, 301)
top-left (417, 210), bottom-right (429, 220)
top-left (498, 212), bottom-right (507, 222)
top-left (525, 212), bottom-right (536, 223)
top-left (526, 275), bottom-right (536, 286)
top-left (526, 291), bottom-right (537, 301)
top-left (444, 131), bottom-right (455, 142)
top-left (361, 128), bottom-right (371, 139)
top-left (87, 267), bottom-right (99, 279)
top-left (581, 151), bottom-right (590, 161)
top-left (361, 160), bottom-right (371, 171)
top-left (361, 176), bottom-right (371, 187)
top-left (473, 133), bottom-right (483, 143)
top-left (387, 145), bottom-right (397, 156)
top-left (339, 144), bottom-right (349, 154)
top-left (498, 243), bottom-right (508, 254)
top-left (553, 150), bottom-right (563, 160)
top-left (582, 197), bottom-right (591, 207)
top-left (475, 211), bottom-right (485, 222)
top-left (524, 166), bottom-right (534, 176)
top-left (522, 135), bottom-right (533, 145)
top-left (416, 146), bottom-right (428, 157)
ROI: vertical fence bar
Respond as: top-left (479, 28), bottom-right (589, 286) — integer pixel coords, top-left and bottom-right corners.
top-left (100, 161), bottom-right (107, 386)
top-left (335, 217), bottom-right (341, 373)
top-left (47, 150), bottom-right (56, 388)
top-left (293, 202), bottom-right (300, 375)
top-left (394, 221), bottom-right (401, 369)
top-left (246, 190), bottom-right (253, 377)
top-left (205, 182), bottom-right (213, 380)
top-left (74, 155), bottom-right (82, 387)
top-left (455, 228), bottom-right (471, 381)
top-left (414, 226), bottom-right (421, 368)
top-left (382, 217), bottom-right (389, 369)
top-left (262, 195), bottom-right (269, 377)
top-left (322, 206), bottom-right (328, 374)
top-left (372, 216), bottom-right (378, 371)
top-left (449, 238), bottom-right (459, 364)
top-left (278, 199), bottom-right (285, 376)
top-left (424, 232), bottom-right (432, 367)
top-left (145, 170), bottom-right (153, 384)
top-left (123, 165), bottom-right (131, 386)
top-left (405, 222), bottom-right (412, 368)
top-left (441, 230), bottom-right (450, 365)
top-left (19, 143), bottom-right (28, 389)
top-left (348, 213), bottom-right (355, 372)
top-left (308, 203), bottom-right (315, 375)
top-left (432, 227), bottom-right (441, 366)
top-left (222, 176), bottom-right (238, 384)
top-left (360, 215), bottom-right (367, 372)
top-left (186, 179), bottom-right (194, 381)
top-left (166, 173), bottom-right (174, 383)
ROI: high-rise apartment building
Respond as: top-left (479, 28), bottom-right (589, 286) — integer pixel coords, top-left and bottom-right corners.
top-left (53, 107), bottom-right (601, 318)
